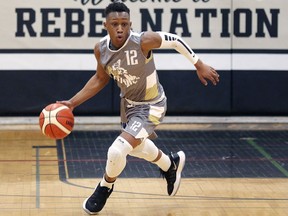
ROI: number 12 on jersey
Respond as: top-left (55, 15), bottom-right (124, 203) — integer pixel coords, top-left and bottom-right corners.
top-left (125, 50), bottom-right (138, 66)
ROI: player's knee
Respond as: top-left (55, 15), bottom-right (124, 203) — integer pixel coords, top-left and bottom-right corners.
top-left (107, 144), bottom-right (122, 165)
top-left (106, 136), bottom-right (133, 178)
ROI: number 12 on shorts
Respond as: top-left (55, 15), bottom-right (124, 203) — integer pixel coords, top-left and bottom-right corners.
top-left (130, 121), bottom-right (141, 132)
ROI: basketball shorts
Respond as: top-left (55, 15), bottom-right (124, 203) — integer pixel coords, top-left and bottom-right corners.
top-left (120, 95), bottom-right (167, 140)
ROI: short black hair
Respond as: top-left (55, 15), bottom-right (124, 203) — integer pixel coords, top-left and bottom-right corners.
top-left (105, 1), bottom-right (130, 17)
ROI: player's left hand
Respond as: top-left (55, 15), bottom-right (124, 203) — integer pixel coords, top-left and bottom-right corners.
top-left (195, 59), bottom-right (220, 86)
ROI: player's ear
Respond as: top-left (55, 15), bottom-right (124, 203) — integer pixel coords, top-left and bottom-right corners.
top-left (103, 22), bottom-right (107, 30)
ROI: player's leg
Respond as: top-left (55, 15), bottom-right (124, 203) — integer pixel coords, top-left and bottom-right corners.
top-left (125, 97), bottom-right (186, 196)
top-left (83, 132), bottom-right (141, 214)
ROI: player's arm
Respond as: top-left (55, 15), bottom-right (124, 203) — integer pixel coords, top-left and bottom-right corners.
top-left (57, 43), bottom-right (110, 110)
top-left (141, 31), bottom-right (219, 86)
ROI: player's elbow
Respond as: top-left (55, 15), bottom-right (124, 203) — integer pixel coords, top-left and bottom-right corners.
top-left (98, 73), bottom-right (110, 87)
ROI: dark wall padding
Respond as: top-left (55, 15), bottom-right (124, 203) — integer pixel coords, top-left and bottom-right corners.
top-left (232, 70), bottom-right (288, 115)
top-left (0, 71), bottom-right (113, 116)
top-left (157, 70), bottom-right (231, 115)
top-left (0, 70), bottom-right (287, 116)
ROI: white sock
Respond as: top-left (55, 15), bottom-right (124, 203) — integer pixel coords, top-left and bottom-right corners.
top-left (154, 152), bottom-right (171, 172)
top-left (100, 176), bottom-right (114, 189)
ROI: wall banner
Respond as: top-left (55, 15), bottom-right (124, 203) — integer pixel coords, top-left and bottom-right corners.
top-left (0, 0), bottom-right (287, 70)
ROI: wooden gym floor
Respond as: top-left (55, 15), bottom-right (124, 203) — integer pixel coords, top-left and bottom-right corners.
top-left (0, 118), bottom-right (288, 216)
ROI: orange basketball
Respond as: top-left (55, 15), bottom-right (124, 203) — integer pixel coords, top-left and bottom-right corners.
top-left (39, 103), bottom-right (74, 139)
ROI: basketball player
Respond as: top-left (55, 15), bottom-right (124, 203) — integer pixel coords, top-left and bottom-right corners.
top-left (58, 1), bottom-right (219, 214)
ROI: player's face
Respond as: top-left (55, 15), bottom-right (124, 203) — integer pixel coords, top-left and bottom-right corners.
top-left (104, 12), bottom-right (131, 49)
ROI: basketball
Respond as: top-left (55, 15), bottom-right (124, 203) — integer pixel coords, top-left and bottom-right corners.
top-left (39, 103), bottom-right (74, 139)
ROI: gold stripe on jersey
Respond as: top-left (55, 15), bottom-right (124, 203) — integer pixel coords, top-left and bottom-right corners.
top-left (145, 71), bottom-right (158, 100)
top-left (145, 84), bottom-right (158, 100)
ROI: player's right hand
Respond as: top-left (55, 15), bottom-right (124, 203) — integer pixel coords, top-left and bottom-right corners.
top-left (56, 100), bottom-right (74, 111)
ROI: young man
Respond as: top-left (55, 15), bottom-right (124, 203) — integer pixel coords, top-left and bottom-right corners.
top-left (59, 1), bottom-right (219, 214)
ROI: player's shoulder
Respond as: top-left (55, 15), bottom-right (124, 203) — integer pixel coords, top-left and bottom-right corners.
top-left (140, 31), bottom-right (162, 50)
top-left (130, 30), bottom-right (142, 37)
top-left (100, 34), bottom-right (110, 43)
top-left (94, 35), bottom-right (109, 53)
top-left (140, 31), bottom-right (159, 39)
top-left (130, 31), bottom-right (157, 48)
top-left (129, 31), bottom-right (142, 44)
